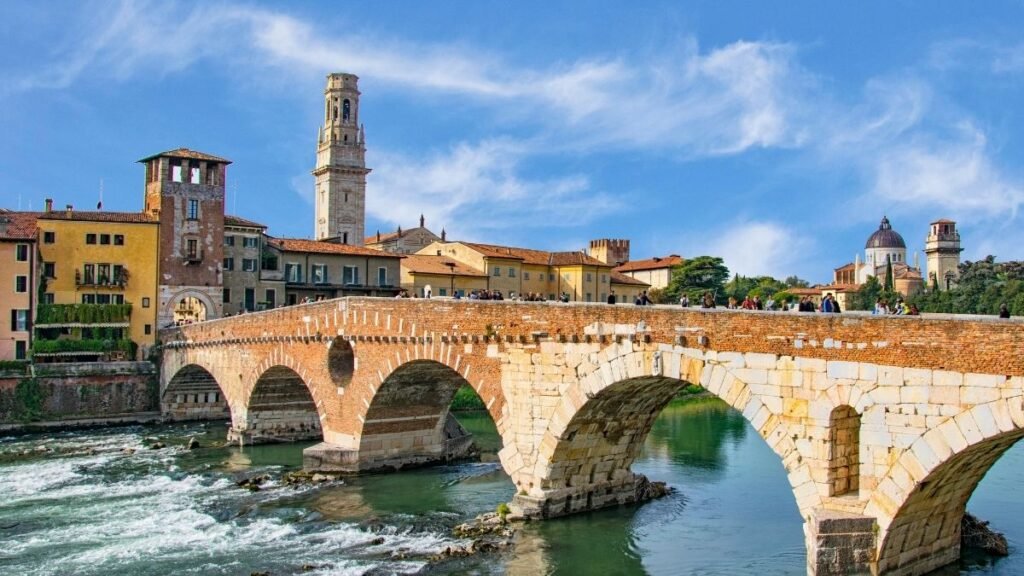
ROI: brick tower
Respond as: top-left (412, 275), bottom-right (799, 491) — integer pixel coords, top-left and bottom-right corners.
top-left (589, 239), bottom-right (631, 266)
top-left (925, 219), bottom-right (962, 290)
top-left (313, 73), bottom-right (370, 244)
top-left (140, 148), bottom-right (229, 327)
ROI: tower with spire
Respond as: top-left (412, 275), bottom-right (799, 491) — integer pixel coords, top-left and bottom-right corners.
top-left (313, 73), bottom-right (370, 244)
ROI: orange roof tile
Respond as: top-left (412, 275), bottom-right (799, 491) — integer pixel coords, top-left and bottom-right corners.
top-left (460, 242), bottom-right (612, 267)
top-left (610, 270), bottom-right (650, 286)
top-left (613, 255), bottom-right (684, 273)
top-left (37, 211), bottom-right (158, 224)
top-left (0, 212), bottom-right (40, 240)
top-left (137, 148), bottom-right (231, 164)
top-left (402, 254), bottom-right (487, 277)
top-left (269, 237), bottom-right (401, 258)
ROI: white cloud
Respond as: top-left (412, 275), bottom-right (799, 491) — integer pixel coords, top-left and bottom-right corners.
top-left (366, 139), bottom-right (618, 239)
top-left (703, 221), bottom-right (809, 278)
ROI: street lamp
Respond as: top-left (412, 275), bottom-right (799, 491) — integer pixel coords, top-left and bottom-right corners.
top-left (444, 261), bottom-right (456, 297)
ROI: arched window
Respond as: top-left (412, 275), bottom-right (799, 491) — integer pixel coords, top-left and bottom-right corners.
top-left (829, 405), bottom-right (861, 496)
top-left (343, 99), bottom-right (351, 121)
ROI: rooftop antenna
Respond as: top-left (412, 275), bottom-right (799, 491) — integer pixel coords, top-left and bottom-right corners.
top-left (97, 178), bottom-right (104, 210)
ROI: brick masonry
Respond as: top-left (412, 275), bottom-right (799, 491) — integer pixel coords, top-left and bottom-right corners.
top-left (161, 298), bottom-right (1024, 575)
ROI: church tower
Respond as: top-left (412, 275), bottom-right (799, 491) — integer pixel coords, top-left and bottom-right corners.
top-left (313, 73), bottom-right (370, 244)
top-left (925, 219), bottom-right (962, 290)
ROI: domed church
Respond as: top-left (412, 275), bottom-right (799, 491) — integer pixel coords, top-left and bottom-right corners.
top-left (829, 217), bottom-right (924, 304)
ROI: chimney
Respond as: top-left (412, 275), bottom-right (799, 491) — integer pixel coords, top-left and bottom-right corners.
top-left (420, 214), bottom-right (425, 228)
top-left (65, 204), bottom-right (73, 217)
top-left (45, 198), bottom-right (53, 213)
top-left (441, 228), bottom-right (446, 241)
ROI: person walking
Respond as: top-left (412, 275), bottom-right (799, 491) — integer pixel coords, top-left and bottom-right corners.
top-left (607, 291), bottom-right (616, 305)
top-left (680, 294), bottom-right (690, 308)
top-left (702, 292), bottom-right (716, 308)
top-left (1000, 303), bottom-right (1011, 318)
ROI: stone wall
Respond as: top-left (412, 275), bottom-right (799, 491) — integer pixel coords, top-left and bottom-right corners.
top-left (0, 361), bottom-right (158, 428)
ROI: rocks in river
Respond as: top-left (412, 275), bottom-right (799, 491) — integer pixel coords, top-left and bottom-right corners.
top-left (186, 437), bottom-right (200, 450)
top-left (121, 447), bottom-right (136, 455)
top-left (369, 536), bottom-right (385, 546)
top-left (281, 470), bottom-right (340, 486)
top-left (453, 513), bottom-right (519, 539)
top-left (634, 476), bottom-right (672, 501)
top-left (148, 441), bottom-right (166, 450)
top-left (962, 513), bottom-right (1009, 556)
top-left (236, 474), bottom-right (270, 491)
top-left (34, 445), bottom-right (48, 452)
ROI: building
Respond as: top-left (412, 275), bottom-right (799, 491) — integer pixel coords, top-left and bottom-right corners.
top-left (613, 255), bottom-right (684, 291)
top-left (855, 216), bottom-right (912, 285)
top-left (589, 239), bottom-right (630, 267)
top-left (34, 203), bottom-right (160, 357)
top-left (0, 211), bottom-right (39, 361)
top-left (925, 219), bottom-right (963, 290)
top-left (269, 238), bottom-right (401, 304)
top-left (365, 215), bottom-right (443, 255)
top-left (418, 241), bottom-right (615, 302)
top-left (609, 270), bottom-right (650, 304)
top-left (828, 216), bottom-right (925, 303)
top-left (139, 148), bottom-right (230, 327)
top-left (400, 254), bottom-right (488, 297)
top-left (314, 73), bottom-right (369, 244)
top-left (222, 215), bottom-right (283, 314)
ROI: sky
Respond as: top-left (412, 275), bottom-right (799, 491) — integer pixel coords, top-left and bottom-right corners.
top-left (2, 1), bottom-right (1024, 283)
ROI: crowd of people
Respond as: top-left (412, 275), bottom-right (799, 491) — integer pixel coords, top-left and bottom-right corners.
top-left (873, 297), bottom-right (920, 316)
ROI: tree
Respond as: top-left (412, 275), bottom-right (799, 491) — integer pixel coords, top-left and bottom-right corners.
top-left (884, 258), bottom-right (894, 292)
top-left (848, 276), bottom-right (900, 311)
top-left (665, 256), bottom-right (730, 304)
top-left (784, 275), bottom-right (810, 288)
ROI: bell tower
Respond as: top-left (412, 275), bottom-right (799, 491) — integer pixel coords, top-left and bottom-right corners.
top-left (313, 73), bottom-right (370, 244)
top-left (925, 219), bottom-right (962, 290)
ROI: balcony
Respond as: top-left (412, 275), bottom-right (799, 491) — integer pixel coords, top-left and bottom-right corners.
top-left (75, 268), bottom-right (129, 289)
top-left (184, 249), bottom-right (204, 264)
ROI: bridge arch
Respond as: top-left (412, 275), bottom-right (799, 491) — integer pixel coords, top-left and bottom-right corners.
top-left (870, 397), bottom-right (1024, 575)
top-left (235, 364), bottom-right (323, 444)
top-left (522, 346), bottom-right (814, 517)
top-left (162, 363), bottom-right (231, 423)
top-left (353, 358), bottom-right (502, 471)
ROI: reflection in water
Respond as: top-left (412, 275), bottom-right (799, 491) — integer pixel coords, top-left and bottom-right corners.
top-left (644, 397), bottom-right (748, 474)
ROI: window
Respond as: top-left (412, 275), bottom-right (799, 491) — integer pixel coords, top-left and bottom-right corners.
top-left (265, 289), bottom-right (276, 309)
top-left (42, 293), bottom-right (54, 304)
top-left (549, 273), bottom-right (555, 281)
top-left (223, 288), bottom-right (231, 303)
top-left (586, 273), bottom-right (592, 282)
top-left (243, 237), bottom-right (259, 248)
top-left (142, 297), bottom-right (150, 308)
top-left (10, 310), bottom-right (28, 332)
top-left (144, 324), bottom-right (152, 336)
top-left (508, 267), bottom-right (516, 278)
top-left (523, 272), bottom-right (530, 281)
top-left (15, 244), bottom-right (28, 262)
top-left (171, 161), bottom-right (183, 182)
top-left (86, 233), bottom-right (97, 244)
top-left (285, 263), bottom-right (302, 283)
top-left (586, 293), bottom-right (592, 302)
top-left (114, 234), bottom-right (124, 246)
top-left (601, 274), bottom-right (607, 283)
top-left (83, 264), bottom-right (95, 284)
top-left (439, 287), bottom-right (448, 297)
top-left (97, 264), bottom-right (111, 284)
top-left (96, 294), bottom-right (111, 305)
top-left (43, 231), bottom-right (55, 244)
top-left (43, 262), bottom-right (55, 278)
top-left (187, 199), bottom-right (199, 220)
top-left (113, 265), bottom-right (124, 284)
top-left (223, 258), bottom-right (234, 271)
top-left (224, 235), bottom-right (235, 246)
top-left (189, 163), bottom-right (201, 184)
top-left (244, 288), bottom-right (255, 311)
top-left (100, 234), bottom-right (111, 245)
top-left (113, 294), bottom-right (124, 305)
top-left (342, 232), bottom-right (348, 244)
top-left (242, 259), bottom-right (257, 272)
top-left (15, 275), bottom-right (27, 293)
top-left (343, 265), bottom-right (359, 285)
top-left (15, 341), bottom-right (26, 360)
top-left (377, 267), bottom-right (388, 286)
top-left (492, 267), bottom-right (501, 277)
top-left (82, 294), bottom-right (96, 304)
top-left (312, 264), bottom-right (328, 284)
top-left (186, 239), bottom-right (198, 259)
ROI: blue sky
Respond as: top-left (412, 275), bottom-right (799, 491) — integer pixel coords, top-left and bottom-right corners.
top-left (2, 1), bottom-right (1024, 283)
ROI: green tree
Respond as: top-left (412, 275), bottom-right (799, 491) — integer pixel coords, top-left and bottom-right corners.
top-left (848, 276), bottom-right (900, 311)
top-left (884, 258), bottom-right (894, 292)
top-left (665, 256), bottom-right (730, 304)
top-left (784, 275), bottom-right (810, 288)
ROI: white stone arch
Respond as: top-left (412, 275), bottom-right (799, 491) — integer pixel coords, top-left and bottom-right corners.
top-left (164, 288), bottom-right (216, 325)
top-left (529, 345), bottom-right (820, 517)
top-left (868, 397), bottom-right (1024, 575)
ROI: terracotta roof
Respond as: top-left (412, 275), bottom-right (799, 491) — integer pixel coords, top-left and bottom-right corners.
top-left (37, 210), bottom-right (158, 224)
top-left (787, 288), bottom-right (823, 296)
top-left (224, 214), bottom-right (266, 229)
top-left (610, 270), bottom-right (650, 286)
top-left (137, 148), bottom-right (231, 164)
top-left (0, 212), bottom-right (40, 240)
top-left (269, 237), bottom-right (402, 258)
top-left (402, 254), bottom-right (487, 277)
top-left (613, 255), bottom-right (684, 273)
top-left (820, 283), bottom-right (861, 293)
top-left (931, 218), bottom-right (956, 224)
top-left (460, 242), bottom-right (612, 267)
top-left (834, 262), bottom-right (856, 272)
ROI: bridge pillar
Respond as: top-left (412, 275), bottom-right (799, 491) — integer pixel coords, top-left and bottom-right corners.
top-left (805, 510), bottom-right (877, 576)
top-left (509, 471), bottom-right (655, 518)
top-left (303, 413), bottom-right (476, 472)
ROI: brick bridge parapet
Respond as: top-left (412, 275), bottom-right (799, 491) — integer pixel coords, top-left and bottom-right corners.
top-left (160, 298), bottom-right (1024, 576)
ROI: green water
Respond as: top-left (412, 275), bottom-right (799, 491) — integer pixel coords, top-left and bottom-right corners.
top-left (1, 400), bottom-right (1021, 575)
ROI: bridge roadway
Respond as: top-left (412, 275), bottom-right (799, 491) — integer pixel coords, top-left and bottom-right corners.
top-left (159, 297), bottom-right (1024, 575)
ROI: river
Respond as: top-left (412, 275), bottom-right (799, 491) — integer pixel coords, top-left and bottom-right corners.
top-left (1, 398), bottom-right (1021, 575)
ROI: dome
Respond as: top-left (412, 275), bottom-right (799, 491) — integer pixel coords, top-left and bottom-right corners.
top-left (865, 216), bottom-right (906, 249)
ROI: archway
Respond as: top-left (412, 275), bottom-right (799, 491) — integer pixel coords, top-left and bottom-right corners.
top-left (236, 365), bottom-right (321, 444)
top-left (163, 364), bottom-right (229, 422)
top-left (172, 295), bottom-right (207, 325)
top-left (355, 360), bottom-right (487, 471)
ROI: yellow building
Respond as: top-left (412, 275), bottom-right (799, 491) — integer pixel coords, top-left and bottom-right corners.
top-left (400, 254), bottom-right (488, 297)
top-left (35, 206), bottom-right (160, 357)
top-left (0, 211), bottom-right (39, 361)
top-left (610, 271), bottom-right (650, 304)
top-left (417, 241), bottom-right (614, 302)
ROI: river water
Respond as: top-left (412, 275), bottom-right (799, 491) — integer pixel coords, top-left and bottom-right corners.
top-left (1, 399), bottom-right (1021, 575)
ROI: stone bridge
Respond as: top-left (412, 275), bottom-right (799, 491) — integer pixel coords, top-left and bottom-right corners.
top-left (159, 297), bottom-right (1024, 575)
